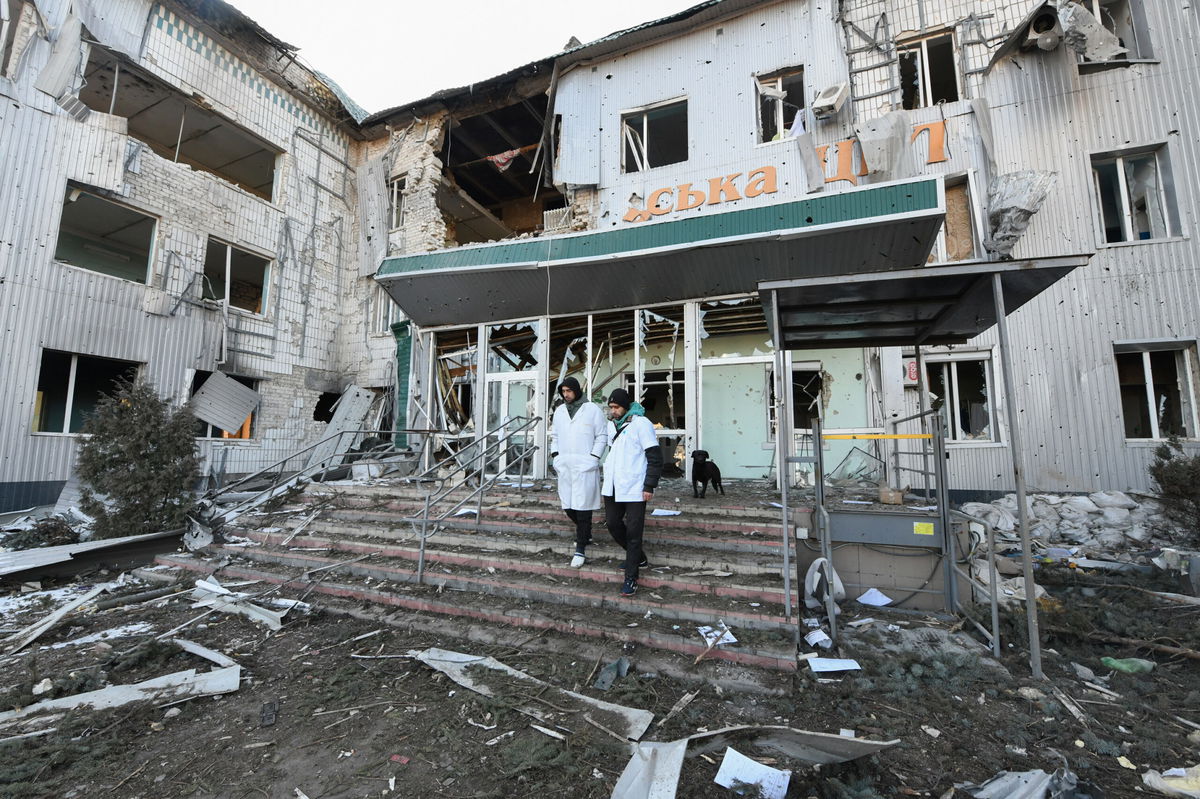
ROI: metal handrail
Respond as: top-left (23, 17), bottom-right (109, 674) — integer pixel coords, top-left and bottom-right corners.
top-left (202, 427), bottom-right (441, 525)
top-left (411, 415), bottom-right (542, 583)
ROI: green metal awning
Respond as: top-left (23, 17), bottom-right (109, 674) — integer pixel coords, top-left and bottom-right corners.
top-left (759, 255), bottom-right (1091, 350)
top-left (376, 178), bottom-right (945, 327)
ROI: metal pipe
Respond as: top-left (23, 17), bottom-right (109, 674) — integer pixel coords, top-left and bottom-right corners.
top-left (914, 347), bottom-right (932, 500)
top-left (813, 413), bottom-right (839, 645)
top-left (770, 291), bottom-right (794, 626)
top-left (991, 272), bottom-right (1043, 680)
top-left (988, 525), bottom-right (1001, 658)
top-left (109, 61), bottom-right (120, 115)
top-left (417, 493), bottom-right (431, 584)
top-left (173, 106), bottom-right (186, 162)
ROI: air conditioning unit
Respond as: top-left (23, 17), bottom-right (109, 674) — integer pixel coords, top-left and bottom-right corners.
top-left (1024, 10), bottom-right (1063, 51)
top-left (811, 83), bottom-right (849, 119)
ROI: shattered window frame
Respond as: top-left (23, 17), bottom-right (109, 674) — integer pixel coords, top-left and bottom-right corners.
top-left (54, 185), bottom-right (158, 285)
top-left (387, 175), bottom-right (407, 231)
top-left (32, 350), bottom-right (141, 435)
top-left (1077, 0), bottom-right (1151, 62)
top-left (923, 352), bottom-right (999, 445)
top-left (202, 237), bottom-right (272, 316)
top-left (1091, 147), bottom-right (1178, 245)
top-left (1113, 342), bottom-right (1199, 441)
top-left (756, 67), bottom-right (805, 143)
top-left (620, 98), bottom-right (689, 174)
top-left (897, 32), bottom-right (960, 110)
top-left (373, 283), bottom-right (404, 335)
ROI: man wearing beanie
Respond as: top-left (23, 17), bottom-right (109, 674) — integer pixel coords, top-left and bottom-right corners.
top-left (549, 376), bottom-right (608, 568)
top-left (601, 387), bottom-right (663, 596)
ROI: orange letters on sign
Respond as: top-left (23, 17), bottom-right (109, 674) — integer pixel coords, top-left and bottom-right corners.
top-left (623, 167), bottom-right (775, 223)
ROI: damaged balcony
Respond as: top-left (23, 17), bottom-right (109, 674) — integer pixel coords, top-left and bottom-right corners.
top-left (79, 46), bottom-right (280, 200)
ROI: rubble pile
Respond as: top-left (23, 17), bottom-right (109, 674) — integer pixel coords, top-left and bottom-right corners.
top-left (962, 490), bottom-right (1182, 552)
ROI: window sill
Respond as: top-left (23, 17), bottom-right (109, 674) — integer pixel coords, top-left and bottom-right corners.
top-left (620, 161), bottom-right (689, 177)
top-left (56, 261), bottom-right (150, 286)
top-left (945, 440), bottom-right (1006, 449)
top-left (30, 431), bottom-right (86, 438)
top-left (198, 300), bottom-right (269, 321)
top-left (1096, 235), bottom-right (1188, 250)
top-left (1124, 438), bottom-right (1196, 448)
top-left (197, 438), bottom-right (257, 443)
top-left (755, 136), bottom-right (800, 148)
top-left (1079, 59), bottom-right (1159, 75)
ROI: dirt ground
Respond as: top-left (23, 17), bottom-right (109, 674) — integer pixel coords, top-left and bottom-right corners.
top-left (1, 561), bottom-right (1198, 799)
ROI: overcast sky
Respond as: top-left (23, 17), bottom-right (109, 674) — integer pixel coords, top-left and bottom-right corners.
top-left (227, 0), bottom-right (704, 115)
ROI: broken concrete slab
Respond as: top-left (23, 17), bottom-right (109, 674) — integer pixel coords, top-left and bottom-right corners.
top-left (611, 725), bottom-right (899, 799)
top-left (409, 647), bottom-right (653, 741)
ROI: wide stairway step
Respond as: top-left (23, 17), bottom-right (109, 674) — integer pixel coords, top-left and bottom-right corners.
top-left (171, 479), bottom-right (806, 671)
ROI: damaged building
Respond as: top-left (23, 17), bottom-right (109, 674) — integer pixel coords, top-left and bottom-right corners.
top-left (0, 0), bottom-right (1197, 512)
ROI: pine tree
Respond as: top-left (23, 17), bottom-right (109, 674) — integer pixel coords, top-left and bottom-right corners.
top-left (76, 377), bottom-right (201, 540)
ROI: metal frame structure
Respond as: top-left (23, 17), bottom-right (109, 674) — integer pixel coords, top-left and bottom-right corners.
top-left (762, 256), bottom-right (1090, 677)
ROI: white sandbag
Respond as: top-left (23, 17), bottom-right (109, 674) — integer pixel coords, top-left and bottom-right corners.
top-left (1100, 507), bottom-right (1132, 526)
top-left (1063, 496), bottom-right (1100, 514)
top-left (1033, 494), bottom-right (1063, 506)
top-left (1089, 491), bottom-right (1138, 510)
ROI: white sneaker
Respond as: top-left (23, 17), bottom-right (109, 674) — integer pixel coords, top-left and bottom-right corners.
top-left (570, 553), bottom-right (586, 568)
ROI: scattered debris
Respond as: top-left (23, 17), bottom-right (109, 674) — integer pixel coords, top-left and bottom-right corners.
top-left (409, 647), bottom-right (653, 741)
top-left (594, 656), bottom-right (631, 691)
top-left (611, 725), bottom-right (899, 799)
top-left (191, 577), bottom-right (286, 630)
top-left (713, 745), bottom-right (790, 798)
top-left (1143, 764), bottom-right (1200, 798)
top-left (3, 583), bottom-right (109, 654)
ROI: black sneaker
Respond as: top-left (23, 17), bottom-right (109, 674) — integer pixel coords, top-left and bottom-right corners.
top-left (620, 579), bottom-right (637, 596)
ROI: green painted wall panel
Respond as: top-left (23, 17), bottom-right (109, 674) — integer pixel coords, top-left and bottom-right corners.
top-left (378, 180), bottom-right (939, 277)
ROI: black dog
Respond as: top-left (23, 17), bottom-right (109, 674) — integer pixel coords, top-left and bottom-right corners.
top-left (691, 450), bottom-right (725, 499)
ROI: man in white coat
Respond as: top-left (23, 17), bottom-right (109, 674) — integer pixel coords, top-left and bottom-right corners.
top-left (549, 377), bottom-right (609, 568)
top-left (602, 388), bottom-right (663, 597)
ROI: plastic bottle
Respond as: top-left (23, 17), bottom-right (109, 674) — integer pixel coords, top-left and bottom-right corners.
top-left (1100, 656), bottom-right (1156, 674)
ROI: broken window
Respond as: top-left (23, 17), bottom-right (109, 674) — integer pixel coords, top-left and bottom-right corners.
top-left (486, 321), bottom-right (539, 373)
top-left (1114, 344), bottom-right (1198, 439)
top-left (768, 367), bottom-right (824, 437)
top-left (926, 356), bottom-right (995, 443)
top-left (387, 176), bottom-right (406, 230)
top-left (622, 100), bottom-right (688, 173)
top-left (54, 185), bottom-right (157, 283)
top-left (79, 47), bottom-right (280, 200)
top-left (1079, 0), bottom-right (1150, 60)
top-left (758, 68), bottom-right (805, 143)
top-left (203, 238), bottom-right (270, 314)
top-left (190, 371), bottom-right (257, 439)
top-left (929, 180), bottom-right (978, 262)
top-left (33, 350), bottom-right (139, 434)
top-left (898, 33), bottom-right (959, 110)
top-left (1092, 149), bottom-right (1177, 244)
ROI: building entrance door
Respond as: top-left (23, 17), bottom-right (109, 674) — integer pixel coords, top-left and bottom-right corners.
top-left (483, 374), bottom-right (537, 477)
top-left (699, 359), bottom-right (774, 479)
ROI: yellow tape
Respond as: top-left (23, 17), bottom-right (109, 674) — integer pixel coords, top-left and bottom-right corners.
top-left (821, 434), bottom-right (933, 440)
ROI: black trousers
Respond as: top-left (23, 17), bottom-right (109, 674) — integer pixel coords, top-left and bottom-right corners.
top-left (603, 496), bottom-right (647, 583)
top-left (564, 509), bottom-right (593, 553)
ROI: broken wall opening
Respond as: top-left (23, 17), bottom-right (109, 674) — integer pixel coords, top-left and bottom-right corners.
top-left (79, 46), bottom-right (280, 199)
top-left (54, 185), bottom-right (156, 283)
top-left (439, 93), bottom-right (564, 244)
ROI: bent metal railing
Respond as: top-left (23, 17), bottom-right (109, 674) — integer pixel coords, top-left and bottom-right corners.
top-left (201, 427), bottom-right (439, 526)
top-left (409, 415), bottom-right (541, 584)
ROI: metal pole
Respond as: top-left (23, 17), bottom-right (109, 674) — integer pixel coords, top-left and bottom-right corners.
top-left (417, 493), bottom-right (431, 584)
top-left (933, 419), bottom-right (956, 613)
top-left (109, 61), bottom-right (120, 115)
top-left (770, 292), bottom-right (794, 625)
top-left (914, 347), bottom-right (932, 500)
top-left (988, 525), bottom-right (1001, 659)
top-left (813, 412), bottom-right (839, 645)
top-left (991, 272), bottom-right (1043, 680)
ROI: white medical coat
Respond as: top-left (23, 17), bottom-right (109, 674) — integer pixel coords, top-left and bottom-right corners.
top-left (601, 414), bottom-right (658, 502)
top-left (549, 402), bottom-right (608, 510)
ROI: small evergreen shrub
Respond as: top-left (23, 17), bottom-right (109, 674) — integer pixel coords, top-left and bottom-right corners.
top-left (1148, 437), bottom-right (1200, 544)
top-left (76, 378), bottom-right (200, 540)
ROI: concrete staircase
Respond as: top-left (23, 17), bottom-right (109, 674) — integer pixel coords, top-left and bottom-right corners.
top-left (157, 479), bottom-right (805, 671)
